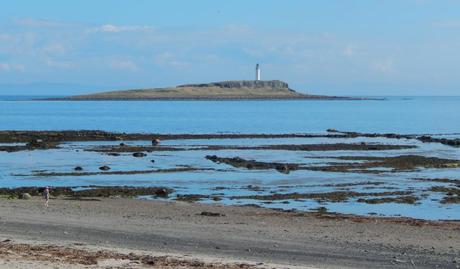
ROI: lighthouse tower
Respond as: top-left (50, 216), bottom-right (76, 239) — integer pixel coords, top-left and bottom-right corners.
top-left (255, 64), bottom-right (261, 81)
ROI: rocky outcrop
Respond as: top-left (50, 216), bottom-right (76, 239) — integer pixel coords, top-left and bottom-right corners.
top-left (99, 166), bottom-right (111, 171)
top-left (132, 152), bottom-right (147, 158)
top-left (178, 80), bottom-right (292, 90)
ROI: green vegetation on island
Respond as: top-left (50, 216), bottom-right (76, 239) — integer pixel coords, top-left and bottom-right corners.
top-left (52, 80), bottom-right (358, 100)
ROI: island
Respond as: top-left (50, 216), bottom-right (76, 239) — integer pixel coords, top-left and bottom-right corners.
top-left (50, 80), bottom-right (364, 100)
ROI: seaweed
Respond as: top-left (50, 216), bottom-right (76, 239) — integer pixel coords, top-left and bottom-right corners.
top-left (231, 191), bottom-right (413, 203)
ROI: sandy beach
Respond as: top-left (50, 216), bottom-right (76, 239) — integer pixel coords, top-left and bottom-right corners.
top-left (0, 197), bottom-right (458, 268)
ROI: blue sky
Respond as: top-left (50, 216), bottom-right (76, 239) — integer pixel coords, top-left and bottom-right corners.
top-left (1, 0), bottom-right (460, 95)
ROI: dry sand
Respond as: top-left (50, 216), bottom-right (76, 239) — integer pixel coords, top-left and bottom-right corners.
top-left (0, 197), bottom-right (459, 268)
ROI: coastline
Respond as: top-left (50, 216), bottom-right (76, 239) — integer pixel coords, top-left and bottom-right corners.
top-left (42, 95), bottom-right (378, 101)
top-left (1, 129), bottom-right (460, 267)
top-left (1, 129), bottom-right (460, 221)
top-left (0, 197), bottom-right (458, 268)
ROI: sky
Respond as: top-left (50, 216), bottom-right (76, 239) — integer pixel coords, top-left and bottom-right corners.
top-left (1, 0), bottom-right (460, 96)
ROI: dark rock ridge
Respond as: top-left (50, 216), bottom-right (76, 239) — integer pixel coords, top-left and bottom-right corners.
top-left (330, 130), bottom-right (460, 148)
top-left (0, 130), bottom-right (350, 144)
top-left (206, 155), bottom-right (299, 174)
top-left (206, 154), bottom-right (460, 174)
top-left (178, 80), bottom-right (292, 90)
top-left (86, 143), bottom-right (415, 154)
top-left (0, 186), bottom-right (172, 198)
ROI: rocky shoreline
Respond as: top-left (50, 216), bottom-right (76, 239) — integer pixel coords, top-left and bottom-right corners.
top-left (1, 129), bottom-right (459, 149)
top-left (1, 129), bottom-right (460, 211)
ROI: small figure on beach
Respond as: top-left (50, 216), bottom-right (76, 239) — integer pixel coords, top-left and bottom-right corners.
top-left (43, 186), bottom-right (50, 207)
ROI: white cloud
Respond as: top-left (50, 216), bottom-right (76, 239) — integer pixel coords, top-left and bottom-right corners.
top-left (242, 47), bottom-right (266, 58)
top-left (109, 59), bottom-right (139, 71)
top-left (46, 59), bottom-right (72, 69)
top-left (154, 52), bottom-right (189, 69)
top-left (343, 45), bottom-right (356, 57)
top-left (0, 32), bottom-right (38, 56)
top-left (14, 18), bottom-right (70, 28)
top-left (0, 62), bottom-right (25, 72)
top-left (221, 24), bottom-right (252, 35)
top-left (90, 24), bottom-right (153, 33)
top-left (373, 59), bottom-right (394, 74)
top-left (42, 43), bottom-right (68, 54)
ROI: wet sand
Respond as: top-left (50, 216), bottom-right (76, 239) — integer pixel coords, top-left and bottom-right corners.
top-left (0, 197), bottom-right (459, 268)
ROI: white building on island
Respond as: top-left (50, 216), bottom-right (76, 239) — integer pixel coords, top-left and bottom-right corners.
top-left (255, 63), bottom-right (261, 81)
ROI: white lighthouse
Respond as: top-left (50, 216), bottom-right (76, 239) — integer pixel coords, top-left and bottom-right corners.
top-left (255, 64), bottom-right (261, 81)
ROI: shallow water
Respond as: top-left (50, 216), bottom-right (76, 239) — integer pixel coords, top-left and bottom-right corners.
top-left (1, 96), bottom-right (460, 220)
top-left (1, 136), bottom-right (459, 220)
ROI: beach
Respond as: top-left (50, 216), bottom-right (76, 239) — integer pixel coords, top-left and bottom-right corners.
top-left (0, 197), bottom-right (459, 268)
top-left (1, 100), bottom-right (460, 268)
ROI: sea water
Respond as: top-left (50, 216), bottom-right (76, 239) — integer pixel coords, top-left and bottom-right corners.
top-left (0, 96), bottom-right (460, 134)
top-left (1, 96), bottom-right (459, 220)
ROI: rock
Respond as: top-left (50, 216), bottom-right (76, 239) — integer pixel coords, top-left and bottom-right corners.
top-left (154, 188), bottom-right (169, 197)
top-left (99, 166), bottom-right (111, 171)
top-left (152, 138), bottom-right (161, 146)
top-left (247, 185), bottom-right (262, 191)
top-left (179, 80), bottom-right (290, 90)
top-left (189, 260), bottom-right (205, 267)
top-left (327, 128), bottom-right (338, 133)
top-left (151, 160), bottom-right (155, 163)
top-left (28, 139), bottom-right (43, 146)
top-left (442, 163), bottom-right (459, 168)
top-left (200, 211), bottom-right (225, 217)
top-left (419, 135), bottom-right (432, 142)
top-left (132, 152), bottom-right (147, 158)
top-left (20, 193), bottom-right (32, 200)
top-left (26, 139), bottom-right (53, 149)
top-left (74, 166), bottom-right (83, 171)
top-left (275, 164), bottom-right (290, 174)
top-left (108, 153), bottom-right (120, 156)
top-left (206, 155), bottom-right (298, 173)
top-left (141, 256), bottom-right (156, 265)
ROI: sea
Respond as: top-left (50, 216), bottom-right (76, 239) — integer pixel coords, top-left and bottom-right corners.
top-left (1, 96), bottom-right (460, 134)
top-left (1, 96), bottom-right (459, 220)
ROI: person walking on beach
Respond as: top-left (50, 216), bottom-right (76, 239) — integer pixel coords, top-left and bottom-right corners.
top-left (43, 186), bottom-right (50, 207)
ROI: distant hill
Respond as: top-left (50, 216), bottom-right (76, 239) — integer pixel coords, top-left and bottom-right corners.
top-left (51, 80), bottom-right (354, 100)
top-left (0, 82), bottom-right (99, 96)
